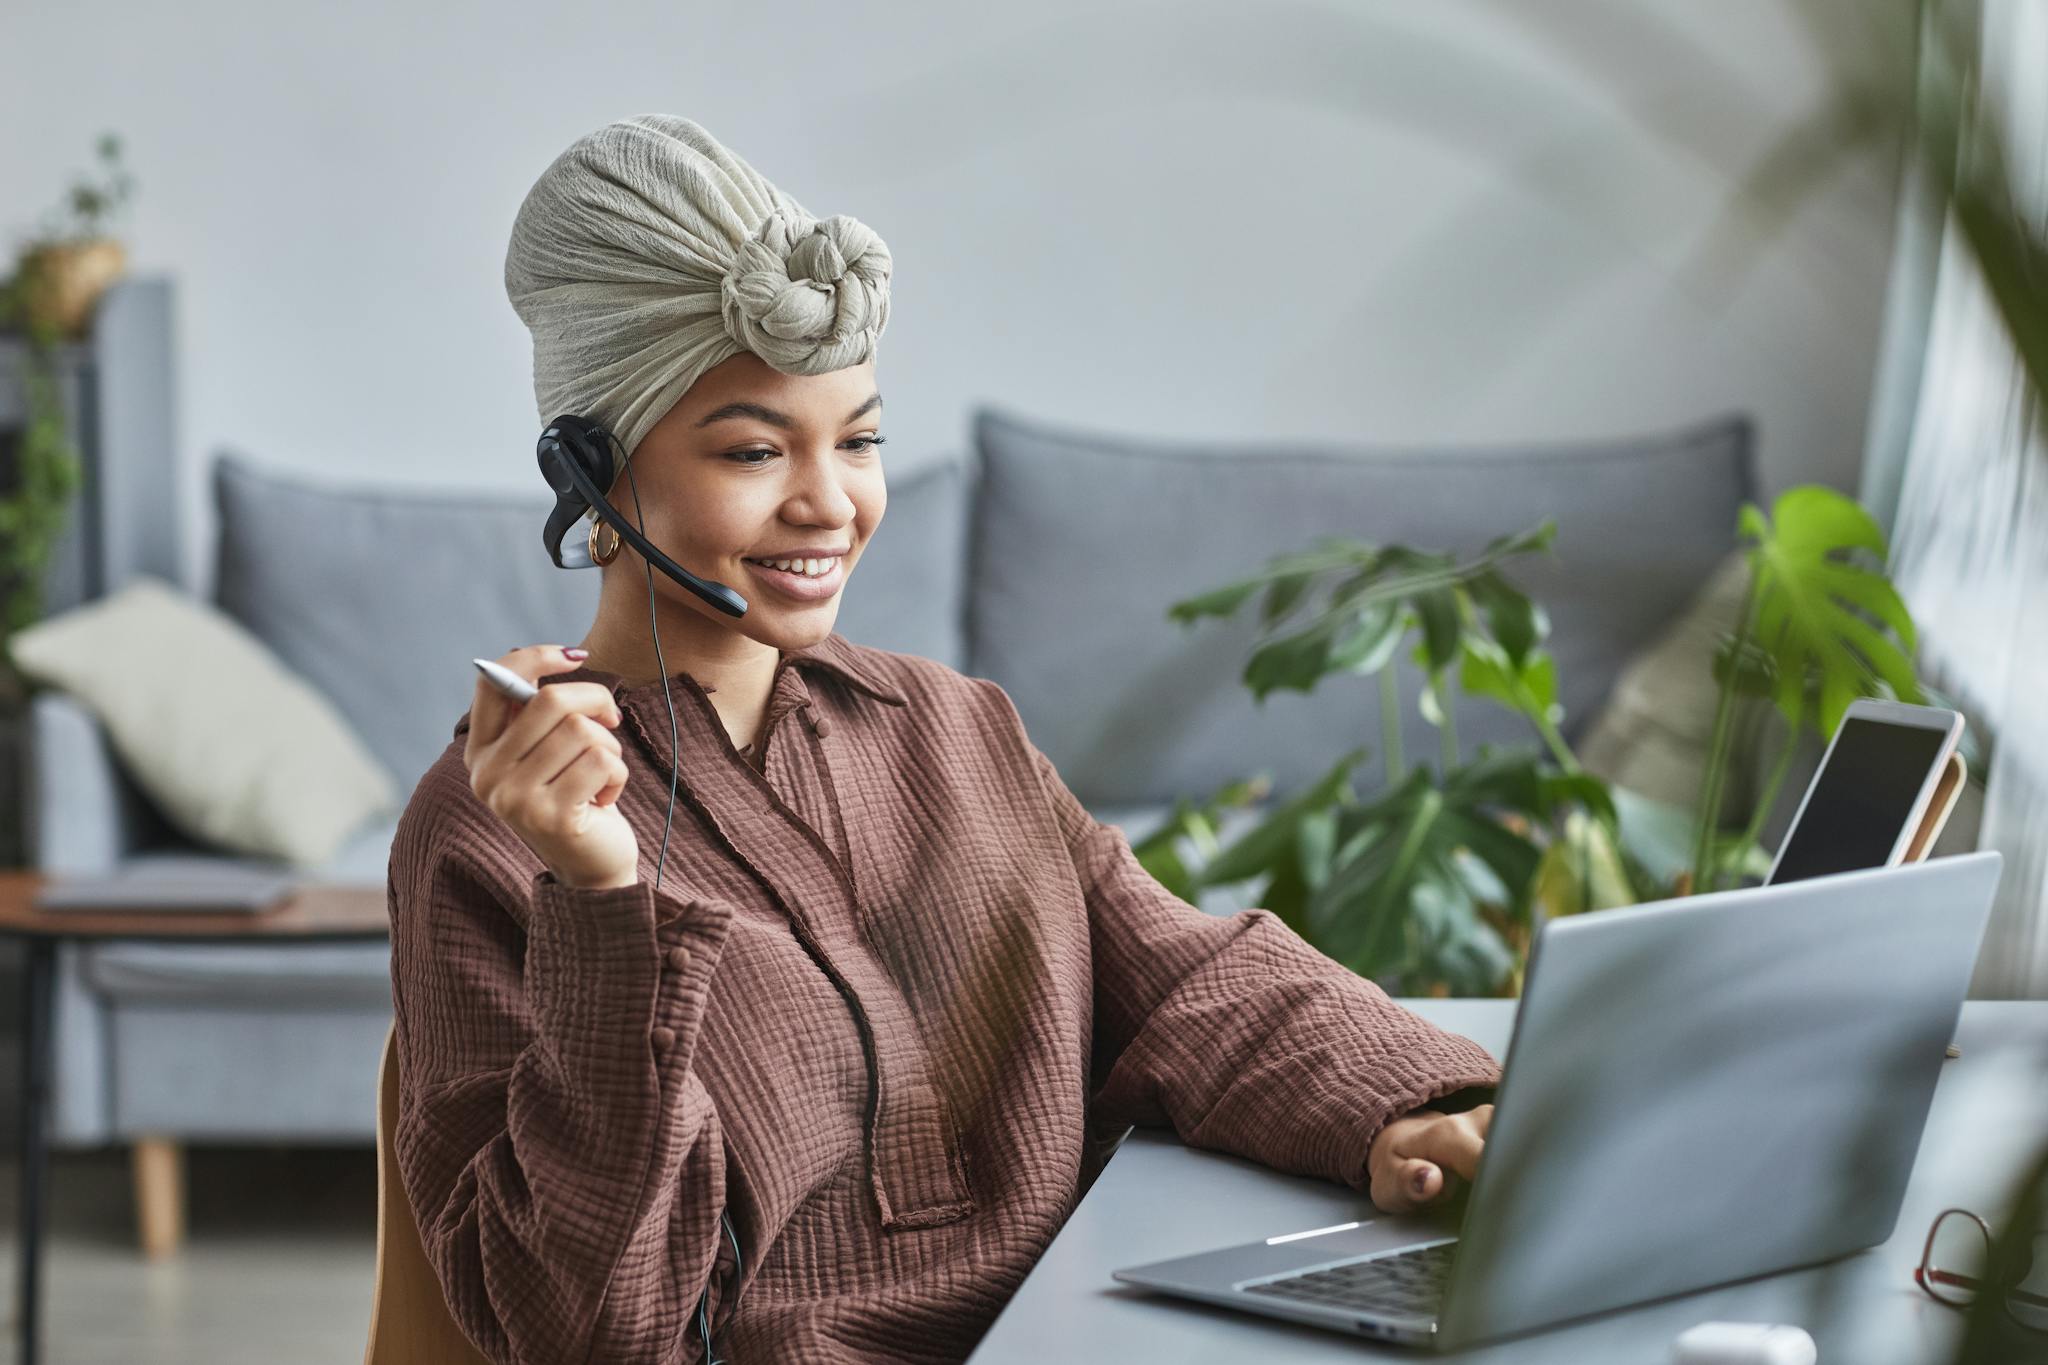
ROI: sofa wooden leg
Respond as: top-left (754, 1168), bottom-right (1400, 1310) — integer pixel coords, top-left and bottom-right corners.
top-left (132, 1136), bottom-right (186, 1258)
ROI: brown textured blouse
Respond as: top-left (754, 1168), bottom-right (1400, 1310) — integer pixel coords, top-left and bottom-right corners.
top-left (385, 631), bottom-right (1502, 1365)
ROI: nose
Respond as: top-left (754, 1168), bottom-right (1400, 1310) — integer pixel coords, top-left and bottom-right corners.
top-left (786, 447), bottom-right (859, 523)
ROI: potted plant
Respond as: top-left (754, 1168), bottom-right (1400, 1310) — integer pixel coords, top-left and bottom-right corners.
top-left (0, 131), bottom-right (136, 656)
top-left (7, 132), bottom-right (137, 339)
top-left (1132, 521), bottom-right (1647, 998)
top-left (1137, 483), bottom-right (1923, 998)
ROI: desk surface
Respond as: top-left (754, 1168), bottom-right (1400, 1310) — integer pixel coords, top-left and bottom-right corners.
top-left (970, 999), bottom-right (2048, 1363)
top-left (0, 871), bottom-right (388, 940)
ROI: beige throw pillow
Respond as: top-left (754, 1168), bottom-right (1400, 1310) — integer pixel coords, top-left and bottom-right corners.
top-left (10, 575), bottom-right (399, 868)
top-left (1578, 550), bottom-right (1783, 829)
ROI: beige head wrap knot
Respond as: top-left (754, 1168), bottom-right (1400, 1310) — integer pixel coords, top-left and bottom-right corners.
top-left (504, 114), bottom-right (892, 483)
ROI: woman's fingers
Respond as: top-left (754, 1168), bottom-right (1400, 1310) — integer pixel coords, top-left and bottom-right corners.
top-left (1409, 1114), bottom-right (1487, 1183)
top-left (1369, 1105), bottom-right (1495, 1213)
top-left (505, 715), bottom-right (618, 806)
top-left (497, 682), bottom-right (621, 765)
top-left (1371, 1155), bottom-right (1442, 1213)
top-left (538, 745), bottom-right (629, 830)
top-left (465, 645), bottom-right (591, 754)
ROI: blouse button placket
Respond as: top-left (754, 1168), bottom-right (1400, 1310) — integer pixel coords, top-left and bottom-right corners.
top-left (629, 667), bottom-right (972, 1225)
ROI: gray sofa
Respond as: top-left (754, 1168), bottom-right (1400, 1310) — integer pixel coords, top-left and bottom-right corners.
top-left (26, 405), bottom-right (1754, 1158)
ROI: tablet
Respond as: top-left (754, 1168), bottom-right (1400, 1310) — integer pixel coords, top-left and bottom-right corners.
top-left (1763, 698), bottom-right (1965, 886)
top-left (33, 869), bottom-right (298, 913)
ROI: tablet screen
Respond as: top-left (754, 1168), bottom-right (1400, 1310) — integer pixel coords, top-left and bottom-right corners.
top-left (1769, 717), bottom-right (1949, 884)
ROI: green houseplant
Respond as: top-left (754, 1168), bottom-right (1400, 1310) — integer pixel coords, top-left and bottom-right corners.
top-left (1135, 480), bottom-right (1924, 1000)
top-left (1684, 485), bottom-right (1926, 895)
top-left (0, 131), bottom-right (136, 657)
top-left (1129, 521), bottom-right (1646, 998)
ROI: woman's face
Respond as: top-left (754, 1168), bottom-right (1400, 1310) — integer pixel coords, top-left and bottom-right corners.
top-left (609, 350), bottom-right (886, 652)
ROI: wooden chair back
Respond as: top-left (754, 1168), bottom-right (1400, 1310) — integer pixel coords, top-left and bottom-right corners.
top-left (365, 1022), bottom-right (492, 1365)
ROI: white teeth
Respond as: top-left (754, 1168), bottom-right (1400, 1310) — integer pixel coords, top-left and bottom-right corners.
top-left (757, 556), bottom-right (836, 577)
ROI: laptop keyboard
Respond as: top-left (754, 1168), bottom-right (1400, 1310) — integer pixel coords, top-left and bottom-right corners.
top-left (1242, 1239), bottom-right (1456, 1318)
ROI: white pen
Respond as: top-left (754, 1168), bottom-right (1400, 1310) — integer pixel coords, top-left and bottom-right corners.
top-left (472, 657), bottom-right (539, 704)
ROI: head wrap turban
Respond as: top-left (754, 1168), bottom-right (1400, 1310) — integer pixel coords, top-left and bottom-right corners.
top-left (504, 114), bottom-right (892, 488)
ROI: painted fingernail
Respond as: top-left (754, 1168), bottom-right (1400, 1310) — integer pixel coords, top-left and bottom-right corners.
top-left (1412, 1170), bottom-right (1429, 1196)
top-left (564, 646), bottom-right (589, 660)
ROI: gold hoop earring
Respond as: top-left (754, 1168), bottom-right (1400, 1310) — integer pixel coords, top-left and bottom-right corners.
top-left (588, 518), bottom-right (623, 566)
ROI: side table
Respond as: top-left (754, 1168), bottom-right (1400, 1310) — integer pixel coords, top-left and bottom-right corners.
top-left (0, 871), bottom-right (389, 1365)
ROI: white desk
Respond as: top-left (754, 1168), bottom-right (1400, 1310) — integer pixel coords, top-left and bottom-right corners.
top-left (969, 999), bottom-right (2048, 1363)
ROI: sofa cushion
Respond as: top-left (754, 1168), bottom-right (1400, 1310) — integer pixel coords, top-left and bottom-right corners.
top-left (213, 449), bottom-right (969, 802)
top-left (837, 453), bottom-right (970, 669)
top-left (968, 407), bottom-right (1756, 808)
top-left (213, 452), bottom-right (604, 803)
top-left (104, 1007), bottom-right (391, 1139)
top-left (1578, 550), bottom-right (1783, 828)
top-left (81, 940), bottom-right (393, 1007)
top-left (9, 576), bottom-right (399, 868)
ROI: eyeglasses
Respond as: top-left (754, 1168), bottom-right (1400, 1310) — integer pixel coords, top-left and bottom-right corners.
top-left (1914, 1207), bottom-right (2048, 1335)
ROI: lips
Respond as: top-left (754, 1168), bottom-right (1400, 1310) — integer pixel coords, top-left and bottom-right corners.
top-left (741, 555), bottom-right (845, 601)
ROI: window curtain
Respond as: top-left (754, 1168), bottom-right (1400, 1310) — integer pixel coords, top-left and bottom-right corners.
top-left (1862, 0), bottom-right (2048, 997)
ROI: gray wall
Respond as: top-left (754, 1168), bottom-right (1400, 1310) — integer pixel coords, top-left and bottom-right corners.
top-left (0, 0), bottom-right (1904, 599)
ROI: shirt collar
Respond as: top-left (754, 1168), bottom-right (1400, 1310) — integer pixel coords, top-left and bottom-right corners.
top-left (778, 631), bottom-right (910, 707)
top-left (553, 631), bottom-right (909, 709)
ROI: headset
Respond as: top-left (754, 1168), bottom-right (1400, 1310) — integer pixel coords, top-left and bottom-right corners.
top-left (536, 412), bottom-right (747, 1363)
top-left (537, 412), bottom-right (749, 903)
top-left (538, 414), bottom-right (749, 617)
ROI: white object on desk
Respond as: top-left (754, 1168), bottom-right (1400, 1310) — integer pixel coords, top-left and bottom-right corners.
top-left (1673, 1320), bottom-right (1817, 1365)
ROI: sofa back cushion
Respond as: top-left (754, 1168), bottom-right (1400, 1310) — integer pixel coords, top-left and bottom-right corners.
top-left (213, 451), bottom-right (968, 798)
top-left (846, 453), bottom-right (971, 670)
top-left (965, 407), bottom-right (1757, 809)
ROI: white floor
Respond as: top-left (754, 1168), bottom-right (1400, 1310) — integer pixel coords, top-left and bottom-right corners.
top-left (0, 1143), bottom-right (377, 1364)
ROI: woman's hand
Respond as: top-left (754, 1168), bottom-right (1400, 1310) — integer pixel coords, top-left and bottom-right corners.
top-left (463, 645), bottom-right (638, 891)
top-left (1366, 1104), bottom-right (1493, 1214)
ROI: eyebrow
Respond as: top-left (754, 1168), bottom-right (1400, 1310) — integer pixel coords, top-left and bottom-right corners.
top-left (695, 393), bottom-right (883, 430)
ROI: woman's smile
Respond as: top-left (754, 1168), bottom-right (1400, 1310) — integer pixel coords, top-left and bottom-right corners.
top-left (742, 552), bottom-right (846, 601)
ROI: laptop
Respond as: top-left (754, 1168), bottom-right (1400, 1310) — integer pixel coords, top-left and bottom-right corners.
top-left (1111, 851), bottom-right (2004, 1350)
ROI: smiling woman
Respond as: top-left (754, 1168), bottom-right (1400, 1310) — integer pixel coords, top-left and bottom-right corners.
top-left (384, 112), bottom-right (1505, 1365)
top-left (496, 109), bottom-right (898, 748)
top-left (568, 349), bottom-right (892, 732)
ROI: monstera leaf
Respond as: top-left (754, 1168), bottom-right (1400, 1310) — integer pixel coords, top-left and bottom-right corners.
top-left (1740, 486), bottom-right (1923, 736)
top-left (1156, 518), bottom-right (1633, 994)
top-left (1302, 751), bottom-right (1548, 988)
top-left (1689, 485), bottom-right (1924, 894)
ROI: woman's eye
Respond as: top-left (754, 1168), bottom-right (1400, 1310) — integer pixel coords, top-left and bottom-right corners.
top-left (724, 436), bottom-right (885, 465)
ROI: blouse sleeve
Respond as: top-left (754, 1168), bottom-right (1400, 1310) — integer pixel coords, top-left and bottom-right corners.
top-left (1023, 742), bottom-right (1503, 1194)
top-left (387, 789), bottom-right (736, 1365)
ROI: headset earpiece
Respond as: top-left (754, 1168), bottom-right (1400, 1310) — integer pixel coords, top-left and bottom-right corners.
top-left (532, 415), bottom-right (748, 617)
